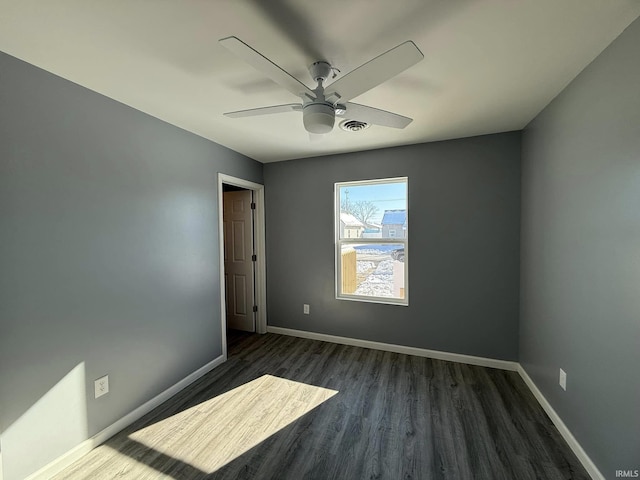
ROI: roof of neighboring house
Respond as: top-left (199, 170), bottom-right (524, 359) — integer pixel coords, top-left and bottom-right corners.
top-left (381, 209), bottom-right (407, 225)
top-left (340, 212), bottom-right (365, 228)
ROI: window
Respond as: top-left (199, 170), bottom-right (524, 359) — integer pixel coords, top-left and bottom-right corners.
top-left (335, 177), bottom-right (408, 305)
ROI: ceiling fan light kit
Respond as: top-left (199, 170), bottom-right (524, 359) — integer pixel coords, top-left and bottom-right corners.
top-left (303, 103), bottom-right (335, 134)
top-left (219, 36), bottom-right (424, 135)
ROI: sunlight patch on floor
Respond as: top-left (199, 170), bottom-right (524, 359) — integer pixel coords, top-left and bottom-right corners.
top-left (127, 375), bottom-right (338, 474)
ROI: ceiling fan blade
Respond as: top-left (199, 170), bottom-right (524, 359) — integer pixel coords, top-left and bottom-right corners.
top-left (325, 41), bottom-right (424, 103)
top-left (219, 36), bottom-right (315, 99)
top-left (339, 103), bottom-right (413, 129)
top-left (245, 0), bottom-right (330, 62)
top-left (224, 103), bottom-right (302, 118)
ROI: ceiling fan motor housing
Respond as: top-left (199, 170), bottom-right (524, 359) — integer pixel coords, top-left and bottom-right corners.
top-left (303, 102), bottom-right (335, 134)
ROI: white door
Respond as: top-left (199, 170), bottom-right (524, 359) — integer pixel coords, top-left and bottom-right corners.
top-left (223, 190), bottom-right (255, 332)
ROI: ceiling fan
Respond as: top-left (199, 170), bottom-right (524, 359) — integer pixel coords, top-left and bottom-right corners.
top-left (219, 36), bottom-right (424, 134)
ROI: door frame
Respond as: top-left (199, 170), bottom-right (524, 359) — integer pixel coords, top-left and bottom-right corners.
top-left (218, 173), bottom-right (267, 359)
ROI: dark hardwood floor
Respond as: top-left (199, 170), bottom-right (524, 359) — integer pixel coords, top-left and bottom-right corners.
top-left (53, 331), bottom-right (590, 479)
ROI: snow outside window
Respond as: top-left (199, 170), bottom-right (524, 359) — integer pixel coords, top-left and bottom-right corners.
top-left (335, 177), bottom-right (408, 306)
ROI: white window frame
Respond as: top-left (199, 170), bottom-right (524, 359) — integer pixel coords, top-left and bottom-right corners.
top-left (335, 177), bottom-right (408, 306)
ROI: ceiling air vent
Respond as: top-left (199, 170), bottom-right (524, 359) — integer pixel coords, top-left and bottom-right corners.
top-left (339, 119), bottom-right (370, 132)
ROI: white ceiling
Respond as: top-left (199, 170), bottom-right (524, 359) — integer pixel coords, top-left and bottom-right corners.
top-left (1, 1), bottom-right (639, 163)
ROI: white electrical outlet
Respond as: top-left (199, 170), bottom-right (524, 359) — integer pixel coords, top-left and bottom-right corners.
top-left (303, 304), bottom-right (310, 315)
top-left (559, 368), bottom-right (567, 391)
top-left (95, 375), bottom-right (109, 399)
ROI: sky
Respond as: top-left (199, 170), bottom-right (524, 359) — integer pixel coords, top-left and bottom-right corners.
top-left (338, 180), bottom-right (407, 224)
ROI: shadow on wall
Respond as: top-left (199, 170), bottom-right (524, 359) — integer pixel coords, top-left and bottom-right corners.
top-left (1, 363), bottom-right (88, 480)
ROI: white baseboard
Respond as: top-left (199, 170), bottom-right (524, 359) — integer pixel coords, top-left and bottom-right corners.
top-left (517, 365), bottom-right (604, 480)
top-left (266, 326), bottom-right (519, 371)
top-left (24, 354), bottom-right (226, 480)
top-left (268, 326), bottom-right (602, 480)
top-left (19, 330), bottom-right (602, 480)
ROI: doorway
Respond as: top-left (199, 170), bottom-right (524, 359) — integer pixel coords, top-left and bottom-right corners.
top-left (223, 184), bottom-right (255, 333)
top-left (218, 174), bottom-right (267, 360)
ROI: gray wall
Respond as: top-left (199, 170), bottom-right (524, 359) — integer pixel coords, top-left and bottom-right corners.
top-left (0, 52), bottom-right (262, 480)
top-left (520, 18), bottom-right (640, 477)
top-left (264, 132), bottom-right (521, 360)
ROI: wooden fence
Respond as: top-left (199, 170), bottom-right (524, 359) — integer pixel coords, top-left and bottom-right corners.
top-left (341, 248), bottom-right (357, 294)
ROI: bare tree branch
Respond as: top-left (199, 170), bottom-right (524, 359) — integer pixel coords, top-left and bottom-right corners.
top-left (349, 200), bottom-right (379, 225)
